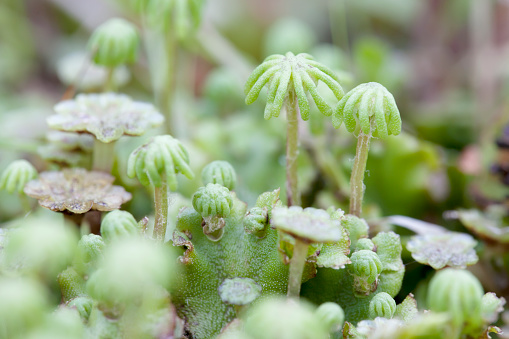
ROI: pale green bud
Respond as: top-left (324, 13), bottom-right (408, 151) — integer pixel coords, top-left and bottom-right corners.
top-left (88, 18), bottom-right (139, 67)
top-left (201, 160), bottom-right (237, 190)
top-left (369, 292), bottom-right (396, 319)
top-left (0, 159), bottom-right (37, 194)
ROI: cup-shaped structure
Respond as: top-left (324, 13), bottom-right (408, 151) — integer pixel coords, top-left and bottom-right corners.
top-left (0, 160), bottom-right (37, 194)
top-left (128, 135), bottom-right (194, 191)
top-left (88, 18), bottom-right (139, 67)
top-left (245, 52), bottom-right (344, 120)
top-left (332, 82), bottom-right (401, 139)
top-left (100, 210), bottom-right (140, 243)
top-left (427, 268), bottom-right (484, 327)
top-left (218, 277), bottom-right (262, 306)
top-left (369, 292), bottom-right (396, 319)
top-left (243, 207), bottom-right (269, 238)
top-left (201, 160), bottom-right (237, 190)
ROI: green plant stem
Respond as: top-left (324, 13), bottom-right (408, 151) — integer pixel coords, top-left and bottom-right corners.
top-left (286, 91), bottom-right (300, 207)
top-left (92, 139), bottom-right (115, 173)
top-left (104, 67), bottom-right (115, 92)
top-left (153, 176), bottom-right (169, 241)
top-left (349, 131), bottom-right (371, 217)
top-left (287, 239), bottom-right (308, 298)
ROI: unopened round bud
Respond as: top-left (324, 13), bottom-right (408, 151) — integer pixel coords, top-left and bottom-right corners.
top-left (88, 18), bottom-right (139, 67)
top-left (100, 210), bottom-right (139, 243)
top-left (0, 160), bottom-right (37, 194)
top-left (73, 234), bottom-right (105, 276)
top-left (427, 268), bottom-right (484, 327)
top-left (192, 184), bottom-right (233, 218)
top-left (201, 161), bottom-right (237, 190)
top-left (369, 292), bottom-right (396, 319)
top-left (315, 302), bottom-right (345, 333)
top-left (356, 238), bottom-right (375, 252)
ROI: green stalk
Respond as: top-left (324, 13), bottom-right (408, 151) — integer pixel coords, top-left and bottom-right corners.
top-left (153, 175), bottom-right (169, 241)
top-left (349, 131), bottom-right (371, 217)
top-left (286, 90), bottom-right (301, 207)
top-left (104, 67), bottom-right (115, 92)
top-left (92, 139), bottom-right (115, 173)
top-left (287, 239), bottom-right (308, 298)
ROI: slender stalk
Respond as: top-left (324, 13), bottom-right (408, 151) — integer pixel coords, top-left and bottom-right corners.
top-left (92, 139), bottom-right (115, 173)
top-left (104, 67), bottom-right (115, 92)
top-left (287, 239), bottom-right (309, 298)
top-left (286, 90), bottom-right (301, 206)
top-left (349, 131), bottom-right (371, 217)
top-left (153, 176), bottom-right (169, 241)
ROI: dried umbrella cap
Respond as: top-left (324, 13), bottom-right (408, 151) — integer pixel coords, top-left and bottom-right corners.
top-left (0, 160), bottom-right (38, 194)
top-left (245, 52), bottom-right (344, 120)
top-left (24, 168), bottom-right (131, 214)
top-left (48, 93), bottom-right (164, 143)
top-left (332, 82), bottom-right (401, 139)
top-left (406, 232), bottom-right (478, 270)
top-left (88, 18), bottom-right (139, 67)
top-left (270, 206), bottom-right (342, 244)
top-left (127, 135), bottom-right (194, 191)
top-left (218, 278), bottom-right (261, 306)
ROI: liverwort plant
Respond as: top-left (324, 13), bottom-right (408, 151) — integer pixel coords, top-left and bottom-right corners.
top-left (127, 135), bottom-right (194, 241)
top-left (245, 52), bottom-right (344, 206)
top-left (332, 82), bottom-right (401, 217)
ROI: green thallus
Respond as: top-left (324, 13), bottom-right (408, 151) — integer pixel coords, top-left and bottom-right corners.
top-left (245, 52), bottom-right (344, 206)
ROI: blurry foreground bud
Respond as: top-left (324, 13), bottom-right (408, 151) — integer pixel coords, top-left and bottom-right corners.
top-left (0, 159), bottom-right (37, 194)
top-left (2, 218), bottom-right (78, 281)
top-left (25, 307), bottom-right (85, 339)
top-left (0, 277), bottom-right (50, 338)
top-left (314, 302), bottom-right (344, 334)
top-left (100, 210), bottom-right (139, 243)
top-left (201, 160), bottom-right (237, 190)
top-left (369, 292), bottom-right (396, 319)
top-left (427, 268), bottom-right (484, 327)
top-left (88, 18), bottom-right (139, 67)
top-left (348, 250), bottom-right (383, 296)
top-left (243, 298), bottom-right (329, 339)
top-left (86, 238), bottom-right (175, 311)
